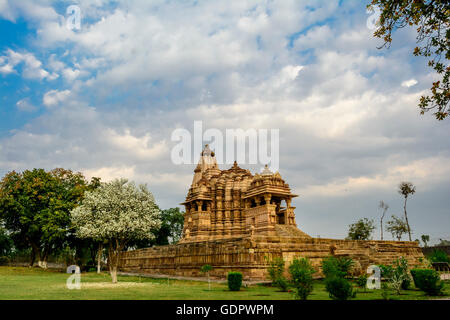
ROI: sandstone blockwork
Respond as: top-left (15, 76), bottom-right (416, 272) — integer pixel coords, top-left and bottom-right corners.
top-left (119, 145), bottom-right (425, 280)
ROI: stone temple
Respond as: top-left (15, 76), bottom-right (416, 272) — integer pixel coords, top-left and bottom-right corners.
top-left (119, 145), bottom-right (424, 280)
top-left (180, 144), bottom-right (309, 243)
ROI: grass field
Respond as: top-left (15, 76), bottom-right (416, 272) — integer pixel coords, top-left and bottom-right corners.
top-left (0, 267), bottom-right (448, 300)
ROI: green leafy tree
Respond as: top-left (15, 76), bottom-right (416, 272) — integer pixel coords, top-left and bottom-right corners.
top-left (0, 168), bottom-right (96, 267)
top-left (428, 249), bottom-right (450, 263)
top-left (71, 179), bottom-right (161, 283)
top-left (386, 215), bottom-right (409, 241)
top-left (368, 0), bottom-right (450, 120)
top-left (125, 207), bottom-right (184, 248)
top-left (0, 225), bottom-right (13, 256)
top-left (379, 201), bottom-right (389, 240)
top-left (398, 182), bottom-right (416, 241)
top-left (347, 218), bottom-right (376, 240)
top-left (421, 234), bottom-right (430, 247)
top-left (155, 208), bottom-right (184, 245)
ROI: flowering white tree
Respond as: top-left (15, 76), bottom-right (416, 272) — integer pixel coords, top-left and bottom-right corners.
top-left (71, 179), bottom-right (161, 283)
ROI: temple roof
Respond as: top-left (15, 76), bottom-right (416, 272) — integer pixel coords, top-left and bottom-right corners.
top-left (184, 145), bottom-right (297, 204)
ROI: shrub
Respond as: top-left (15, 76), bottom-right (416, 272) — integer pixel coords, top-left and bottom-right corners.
top-left (356, 274), bottom-right (368, 292)
top-left (325, 276), bottom-right (355, 300)
top-left (380, 257), bottom-right (411, 294)
top-left (227, 272), bottom-right (243, 291)
top-left (321, 256), bottom-right (354, 278)
top-left (288, 257), bottom-right (316, 300)
top-left (381, 282), bottom-right (390, 300)
top-left (410, 269), bottom-right (444, 296)
top-left (0, 256), bottom-right (9, 266)
top-left (427, 249), bottom-right (450, 263)
top-left (379, 264), bottom-right (394, 278)
top-left (395, 257), bottom-right (411, 290)
top-left (274, 277), bottom-right (290, 292)
top-left (266, 257), bottom-right (285, 285)
top-left (266, 256), bottom-right (289, 291)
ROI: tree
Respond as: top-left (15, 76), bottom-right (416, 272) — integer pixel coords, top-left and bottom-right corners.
top-left (0, 225), bottom-right (13, 256)
top-left (437, 238), bottom-right (450, 246)
top-left (200, 264), bottom-right (213, 291)
top-left (398, 182), bottom-right (416, 241)
top-left (386, 215), bottom-right (409, 241)
top-left (71, 179), bottom-right (161, 283)
top-left (421, 234), bottom-right (430, 247)
top-left (0, 168), bottom-right (96, 268)
top-left (347, 218), bottom-right (376, 240)
top-left (379, 201), bottom-right (389, 240)
top-left (155, 208), bottom-right (184, 245)
top-left (368, 0), bottom-right (450, 120)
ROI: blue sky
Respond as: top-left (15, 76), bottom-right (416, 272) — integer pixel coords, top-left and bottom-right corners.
top-left (0, 0), bottom-right (449, 243)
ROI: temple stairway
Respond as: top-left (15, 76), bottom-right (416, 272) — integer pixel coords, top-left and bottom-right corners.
top-left (275, 224), bottom-right (311, 238)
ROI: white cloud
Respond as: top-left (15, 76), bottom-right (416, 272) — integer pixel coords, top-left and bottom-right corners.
top-left (16, 98), bottom-right (37, 112)
top-left (106, 129), bottom-right (168, 160)
top-left (401, 78), bottom-right (418, 88)
top-left (43, 89), bottom-right (71, 107)
top-left (0, 49), bottom-right (56, 80)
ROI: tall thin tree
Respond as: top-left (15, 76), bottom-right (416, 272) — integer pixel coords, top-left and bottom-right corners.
top-left (378, 201), bottom-right (389, 240)
top-left (398, 182), bottom-right (416, 241)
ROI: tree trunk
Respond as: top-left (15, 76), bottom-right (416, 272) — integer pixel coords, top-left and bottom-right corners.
top-left (403, 197), bottom-right (412, 241)
top-left (38, 247), bottom-right (49, 269)
top-left (97, 243), bottom-right (103, 274)
top-left (108, 240), bottom-right (123, 284)
top-left (29, 242), bottom-right (40, 267)
top-left (380, 217), bottom-right (384, 241)
top-left (110, 265), bottom-right (118, 283)
top-left (29, 248), bottom-right (36, 267)
top-left (208, 273), bottom-right (211, 291)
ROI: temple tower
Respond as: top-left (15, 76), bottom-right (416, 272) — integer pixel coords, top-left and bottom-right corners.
top-left (180, 145), bottom-right (310, 243)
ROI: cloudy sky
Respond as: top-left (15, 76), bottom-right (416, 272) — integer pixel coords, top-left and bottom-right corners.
top-left (0, 0), bottom-right (449, 243)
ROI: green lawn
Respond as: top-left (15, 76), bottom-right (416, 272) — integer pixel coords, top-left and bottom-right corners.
top-left (0, 267), bottom-right (448, 300)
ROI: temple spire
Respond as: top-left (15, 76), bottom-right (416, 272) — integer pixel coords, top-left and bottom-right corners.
top-left (192, 144), bottom-right (218, 185)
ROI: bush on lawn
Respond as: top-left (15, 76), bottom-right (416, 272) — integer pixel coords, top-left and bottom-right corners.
top-left (321, 256), bottom-right (354, 278)
top-left (288, 257), bottom-right (315, 300)
top-left (356, 274), bottom-right (368, 292)
top-left (379, 257), bottom-right (411, 293)
top-left (325, 276), bottom-right (355, 300)
top-left (410, 269), bottom-right (444, 296)
top-left (266, 257), bottom-right (284, 283)
top-left (227, 272), bottom-right (243, 291)
top-left (266, 256), bottom-right (289, 291)
top-left (274, 277), bottom-right (290, 292)
top-left (427, 249), bottom-right (450, 263)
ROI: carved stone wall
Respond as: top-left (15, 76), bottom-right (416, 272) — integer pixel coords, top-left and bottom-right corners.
top-left (119, 236), bottom-right (425, 280)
